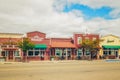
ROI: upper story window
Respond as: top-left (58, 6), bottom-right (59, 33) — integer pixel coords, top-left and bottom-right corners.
top-left (85, 37), bottom-right (89, 42)
top-left (77, 37), bottom-right (82, 44)
top-left (93, 37), bottom-right (96, 41)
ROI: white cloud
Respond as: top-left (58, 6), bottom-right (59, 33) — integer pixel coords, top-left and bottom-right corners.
top-left (84, 18), bottom-right (120, 36)
top-left (64, 0), bottom-right (120, 19)
top-left (110, 8), bottom-right (120, 18)
top-left (0, 0), bottom-right (120, 38)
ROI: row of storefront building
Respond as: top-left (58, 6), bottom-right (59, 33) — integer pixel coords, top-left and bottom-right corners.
top-left (0, 31), bottom-right (120, 62)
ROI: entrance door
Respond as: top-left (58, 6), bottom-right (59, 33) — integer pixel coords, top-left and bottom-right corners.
top-left (67, 51), bottom-right (71, 60)
top-left (115, 51), bottom-right (118, 58)
top-left (8, 51), bottom-right (14, 60)
top-left (40, 51), bottom-right (45, 60)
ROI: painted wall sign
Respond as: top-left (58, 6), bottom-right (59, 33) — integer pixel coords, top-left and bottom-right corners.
top-left (107, 40), bottom-right (114, 43)
top-left (31, 35), bottom-right (43, 41)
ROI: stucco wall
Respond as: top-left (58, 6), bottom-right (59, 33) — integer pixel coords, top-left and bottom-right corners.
top-left (99, 35), bottom-right (120, 56)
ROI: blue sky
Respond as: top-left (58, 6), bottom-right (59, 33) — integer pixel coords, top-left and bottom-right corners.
top-left (63, 3), bottom-right (113, 20)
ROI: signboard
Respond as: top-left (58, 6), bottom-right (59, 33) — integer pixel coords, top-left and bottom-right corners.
top-left (31, 35), bottom-right (43, 41)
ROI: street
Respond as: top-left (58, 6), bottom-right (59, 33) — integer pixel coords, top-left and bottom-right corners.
top-left (0, 60), bottom-right (120, 80)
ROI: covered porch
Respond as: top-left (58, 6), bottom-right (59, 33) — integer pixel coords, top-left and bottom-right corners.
top-left (50, 41), bottom-right (76, 60)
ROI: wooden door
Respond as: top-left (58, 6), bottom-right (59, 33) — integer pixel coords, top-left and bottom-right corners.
top-left (8, 51), bottom-right (13, 60)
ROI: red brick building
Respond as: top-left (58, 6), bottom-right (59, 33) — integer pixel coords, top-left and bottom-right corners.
top-left (73, 33), bottom-right (100, 59)
top-left (0, 33), bottom-right (23, 61)
top-left (49, 38), bottom-right (76, 60)
top-left (26, 31), bottom-right (50, 61)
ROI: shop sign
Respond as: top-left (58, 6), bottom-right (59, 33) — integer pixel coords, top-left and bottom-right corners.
top-left (107, 40), bottom-right (114, 43)
top-left (31, 35), bottom-right (43, 41)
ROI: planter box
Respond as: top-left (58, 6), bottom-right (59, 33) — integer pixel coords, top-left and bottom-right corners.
top-left (51, 58), bottom-right (54, 61)
top-left (108, 55), bottom-right (116, 59)
top-left (15, 57), bottom-right (21, 62)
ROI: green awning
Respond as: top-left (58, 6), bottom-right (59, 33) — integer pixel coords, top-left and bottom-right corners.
top-left (34, 44), bottom-right (47, 49)
top-left (102, 45), bottom-right (120, 49)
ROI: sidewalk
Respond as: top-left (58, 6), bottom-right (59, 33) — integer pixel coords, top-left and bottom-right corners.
top-left (0, 59), bottom-right (120, 64)
top-left (0, 61), bottom-right (23, 64)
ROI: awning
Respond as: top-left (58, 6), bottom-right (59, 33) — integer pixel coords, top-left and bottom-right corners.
top-left (102, 45), bottom-right (120, 49)
top-left (34, 44), bottom-right (47, 49)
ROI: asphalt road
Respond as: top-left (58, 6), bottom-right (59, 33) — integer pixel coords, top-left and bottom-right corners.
top-left (0, 60), bottom-right (120, 80)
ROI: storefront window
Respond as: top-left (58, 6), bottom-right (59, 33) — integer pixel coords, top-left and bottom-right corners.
top-left (55, 48), bottom-right (61, 56)
top-left (28, 51), bottom-right (34, 56)
top-left (77, 49), bottom-right (82, 56)
top-left (85, 49), bottom-right (90, 55)
top-left (103, 51), bottom-right (107, 55)
top-left (103, 49), bottom-right (118, 56)
top-left (35, 51), bottom-right (39, 56)
top-left (14, 51), bottom-right (20, 56)
top-left (28, 49), bottom-right (46, 56)
top-left (111, 50), bottom-right (115, 55)
top-left (1, 51), bottom-right (6, 57)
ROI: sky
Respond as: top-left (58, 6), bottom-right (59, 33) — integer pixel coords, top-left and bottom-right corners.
top-left (0, 0), bottom-right (120, 38)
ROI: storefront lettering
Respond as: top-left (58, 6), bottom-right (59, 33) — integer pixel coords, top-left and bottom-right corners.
top-left (107, 40), bottom-right (114, 43)
top-left (31, 35), bottom-right (43, 41)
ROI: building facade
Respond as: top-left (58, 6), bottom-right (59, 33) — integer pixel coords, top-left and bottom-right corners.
top-left (49, 38), bottom-right (76, 60)
top-left (0, 33), bottom-right (23, 61)
top-left (73, 33), bottom-right (100, 60)
top-left (1, 31), bottom-right (120, 62)
top-left (26, 31), bottom-right (49, 61)
top-left (99, 35), bottom-right (120, 59)
top-left (26, 31), bottom-right (76, 61)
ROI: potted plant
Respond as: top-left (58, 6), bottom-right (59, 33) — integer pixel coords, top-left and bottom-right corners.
top-left (50, 56), bottom-right (55, 61)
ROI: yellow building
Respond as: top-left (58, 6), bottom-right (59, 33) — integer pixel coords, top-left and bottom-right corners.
top-left (99, 34), bottom-right (120, 59)
top-left (0, 33), bottom-right (23, 38)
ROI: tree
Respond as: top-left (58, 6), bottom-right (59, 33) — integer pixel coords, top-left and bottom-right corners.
top-left (81, 39), bottom-right (100, 60)
top-left (18, 38), bottom-right (35, 62)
